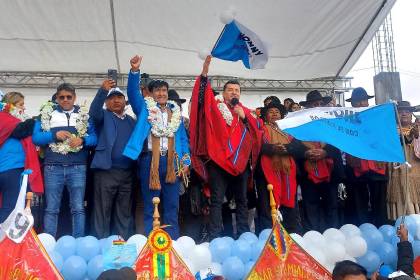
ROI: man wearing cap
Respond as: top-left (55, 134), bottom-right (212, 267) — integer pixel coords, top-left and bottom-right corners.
top-left (89, 79), bottom-right (136, 239)
top-left (123, 55), bottom-right (190, 239)
top-left (344, 87), bottom-right (388, 226)
top-left (387, 101), bottom-right (420, 220)
top-left (297, 90), bottom-right (345, 231)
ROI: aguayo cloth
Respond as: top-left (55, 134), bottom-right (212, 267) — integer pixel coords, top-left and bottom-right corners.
top-left (189, 76), bottom-right (262, 180)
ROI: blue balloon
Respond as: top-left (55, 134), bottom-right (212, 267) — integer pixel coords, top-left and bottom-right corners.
top-left (379, 225), bottom-right (395, 243)
top-left (390, 233), bottom-right (414, 248)
top-left (223, 236), bottom-right (235, 247)
top-left (251, 240), bottom-right (265, 261)
top-left (359, 223), bottom-right (377, 232)
top-left (56, 235), bottom-right (77, 260)
top-left (375, 242), bottom-right (397, 265)
top-left (222, 256), bottom-right (245, 280)
top-left (49, 251), bottom-right (64, 272)
top-left (357, 251), bottom-right (381, 273)
top-left (62, 255), bottom-right (87, 280)
top-left (231, 239), bottom-right (252, 263)
top-left (244, 261), bottom-right (255, 275)
top-left (395, 216), bottom-right (417, 236)
top-left (209, 238), bottom-right (231, 263)
top-left (362, 228), bottom-right (383, 251)
top-left (239, 232), bottom-right (258, 244)
top-left (259, 229), bottom-right (271, 242)
top-left (379, 265), bottom-right (393, 277)
top-left (76, 236), bottom-right (100, 262)
top-left (413, 240), bottom-right (420, 258)
top-left (87, 255), bottom-right (104, 280)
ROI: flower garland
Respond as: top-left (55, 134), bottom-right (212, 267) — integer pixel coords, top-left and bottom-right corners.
top-left (0, 102), bottom-right (29, 121)
top-left (40, 101), bottom-right (89, 155)
top-left (215, 95), bottom-right (233, 125)
top-left (144, 97), bottom-right (181, 137)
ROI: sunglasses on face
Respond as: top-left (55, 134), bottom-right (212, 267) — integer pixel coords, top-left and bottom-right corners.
top-left (58, 95), bottom-right (73, 101)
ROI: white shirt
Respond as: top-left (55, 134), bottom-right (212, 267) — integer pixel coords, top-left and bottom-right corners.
top-left (147, 109), bottom-right (168, 151)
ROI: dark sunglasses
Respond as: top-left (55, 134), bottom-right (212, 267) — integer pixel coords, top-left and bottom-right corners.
top-left (58, 95), bottom-right (74, 101)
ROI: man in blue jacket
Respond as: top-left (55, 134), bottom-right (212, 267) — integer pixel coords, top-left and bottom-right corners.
top-left (89, 79), bottom-right (136, 239)
top-left (123, 55), bottom-right (190, 239)
top-left (32, 83), bottom-right (97, 238)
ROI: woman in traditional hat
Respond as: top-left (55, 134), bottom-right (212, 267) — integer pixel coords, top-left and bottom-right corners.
top-left (254, 101), bottom-right (305, 233)
top-left (387, 101), bottom-right (420, 219)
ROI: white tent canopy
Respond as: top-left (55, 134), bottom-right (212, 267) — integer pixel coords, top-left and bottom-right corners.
top-left (0, 0), bottom-right (395, 80)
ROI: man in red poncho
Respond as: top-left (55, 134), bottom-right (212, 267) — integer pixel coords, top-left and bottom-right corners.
top-left (189, 56), bottom-right (262, 239)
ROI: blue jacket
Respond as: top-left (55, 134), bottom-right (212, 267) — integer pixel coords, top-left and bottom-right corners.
top-left (123, 71), bottom-right (190, 168)
top-left (0, 138), bottom-right (25, 173)
top-left (32, 105), bottom-right (97, 165)
top-left (89, 87), bottom-right (136, 170)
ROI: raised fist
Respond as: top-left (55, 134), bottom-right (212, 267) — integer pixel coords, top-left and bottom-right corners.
top-left (130, 55), bottom-right (143, 71)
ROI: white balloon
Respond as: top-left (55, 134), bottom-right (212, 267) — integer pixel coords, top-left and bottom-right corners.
top-left (198, 49), bottom-right (211, 60)
top-left (305, 245), bottom-right (327, 267)
top-left (219, 10), bottom-right (235, 24)
top-left (126, 234), bottom-right (147, 254)
top-left (200, 242), bottom-right (210, 248)
top-left (38, 233), bottom-right (56, 253)
top-left (209, 262), bottom-right (223, 275)
top-left (323, 228), bottom-right (346, 244)
top-left (172, 240), bottom-right (187, 259)
top-left (289, 233), bottom-right (306, 248)
top-left (177, 236), bottom-right (196, 254)
top-left (303, 231), bottom-right (326, 249)
top-left (325, 241), bottom-right (346, 264)
top-left (183, 257), bottom-right (196, 274)
top-left (342, 254), bottom-right (357, 263)
top-left (344, 236), bottom-right (367, 258)
top-left (192, 245), bottom-right (212, 271)
top-left (340, 224), bottom-right (362, 238)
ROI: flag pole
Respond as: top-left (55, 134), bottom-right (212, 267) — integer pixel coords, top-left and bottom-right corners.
top-left (392, 102), bottom-right (410, 224)
top-left (152, 197), bottom-right (161, 229)
top-left (267, 184), bottom-right (279, 226)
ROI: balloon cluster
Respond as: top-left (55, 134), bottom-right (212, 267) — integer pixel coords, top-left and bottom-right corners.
top-left (290, 214), bottom-right (420, 277)
top-left (38, 234), bottom-right (147, 280)
top-left (38, 214), bottom-right (420, 280)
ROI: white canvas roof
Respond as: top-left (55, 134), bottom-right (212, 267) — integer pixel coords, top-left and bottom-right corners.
top-left (0, 0), bottom-right (395, 80)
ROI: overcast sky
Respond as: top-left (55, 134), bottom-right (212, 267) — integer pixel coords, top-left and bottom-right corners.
top-left (348, 0), bottom-right (419, 106)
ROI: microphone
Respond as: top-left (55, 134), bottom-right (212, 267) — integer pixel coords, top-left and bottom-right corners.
top-left (230, 98), bottom-right (239, 106)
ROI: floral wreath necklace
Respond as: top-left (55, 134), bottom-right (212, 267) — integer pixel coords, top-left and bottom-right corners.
top-left (215, 95), bottom-right (234, 125)
top-left (0, 102), bottom-right (29, 121)
top-left (40, 101), bottom-right (89, 155)
top-left (144, 97), bottom-right (181, 137)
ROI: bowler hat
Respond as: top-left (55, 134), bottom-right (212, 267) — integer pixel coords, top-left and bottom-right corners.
top-left (168, 89), bottom-right (186, 104)
top-left (299, 90), bottom-right (332, 107)
top-left (397, 101), bottom-right (418, 112)
top-left (261, 101), bottom-right (287, 121)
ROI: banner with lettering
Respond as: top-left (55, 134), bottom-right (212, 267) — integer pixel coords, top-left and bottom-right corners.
top-left (211, 19), bottom-right (268, 69)
top-left (0, 229), bottom-right (63, 279)
top-left (247, 222), bottom-right (331, 280)
top-left (134, 228), bottom-right (195, 279)
top-left (278, 103), bottom-right (404, 163)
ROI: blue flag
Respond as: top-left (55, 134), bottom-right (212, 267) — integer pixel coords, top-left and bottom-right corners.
top-left (211, 20), bottom-right (268, 69)
top-left (278, 103), bottom-right (405, 163)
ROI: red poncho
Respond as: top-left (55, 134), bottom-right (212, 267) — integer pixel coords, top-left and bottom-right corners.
top-left (189, 76), bottom-right (262, 181)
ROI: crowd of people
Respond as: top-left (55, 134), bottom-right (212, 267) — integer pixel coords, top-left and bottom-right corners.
top-left (0, 55), bottom-right (419, 246)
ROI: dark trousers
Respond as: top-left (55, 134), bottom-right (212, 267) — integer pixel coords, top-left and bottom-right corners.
top-left (346, 179), bottom-right (388, 227)
top-left (207, 161), bottom-right (250, 240)
top-left (254, 168), bottom-right (301, 234)
top-left (0, 168), bottom-right (23, 223)
top-left (93, 168), bottom-right (134, 240)
top-left (301, 180), bottom-right (339, 232)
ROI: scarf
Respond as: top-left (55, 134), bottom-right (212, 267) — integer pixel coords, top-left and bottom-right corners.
top-left (0, 112), bottom-right (44, 194)
top-left (264, 124), bottom-right (291, 173)
top-left (302, 141), bottom-right (333, 184)
top-left (149, 108), bottom-right (176, 190)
